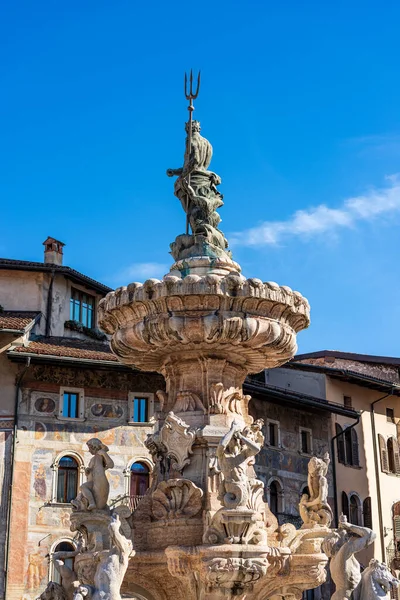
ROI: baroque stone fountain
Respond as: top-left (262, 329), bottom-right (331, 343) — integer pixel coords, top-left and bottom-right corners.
top-left (38, 76), bottom-right (399, 600)
top-left (96, 77), bottom-right (331, 600)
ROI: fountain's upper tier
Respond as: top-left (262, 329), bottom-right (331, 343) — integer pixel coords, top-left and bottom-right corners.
top-left (98, 271), bottom-right (310, 374)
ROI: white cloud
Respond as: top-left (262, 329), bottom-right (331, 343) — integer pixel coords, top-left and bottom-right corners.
top-left (113, 262), bottom-right (169, 283)
top-left (232, 175), bottom-right (400, 246)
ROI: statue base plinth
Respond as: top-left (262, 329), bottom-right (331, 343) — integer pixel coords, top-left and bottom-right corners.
top-left (70, 509), bottom-right (111, 552)
top-left (169, 235), bottom-right (239, 274)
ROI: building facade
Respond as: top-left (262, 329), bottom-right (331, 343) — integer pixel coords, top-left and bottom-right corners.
top-left (1, 239), bottom-right (398, 600)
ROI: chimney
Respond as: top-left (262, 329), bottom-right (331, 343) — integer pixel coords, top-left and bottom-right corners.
top-left (43, 237), bottom-right (65, 266)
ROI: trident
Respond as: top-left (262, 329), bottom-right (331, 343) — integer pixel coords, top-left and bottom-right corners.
top-left (184, 69), bottom-right (201, 234)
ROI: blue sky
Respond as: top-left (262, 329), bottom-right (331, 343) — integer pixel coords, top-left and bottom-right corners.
top-left (1, 1), bottom-right (400, 356)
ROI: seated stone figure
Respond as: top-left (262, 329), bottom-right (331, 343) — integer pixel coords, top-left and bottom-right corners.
top-left (72, 438), bottom-right (114, 511)
top-left (299, 453), bottom-right (333, 527)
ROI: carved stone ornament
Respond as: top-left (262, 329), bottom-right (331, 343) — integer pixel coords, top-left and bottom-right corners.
top-left (160, 411), bottom-right (196, 471)
top-left (209, 382), bottom-right (251, 416)
top-left (152, 478), bottom-right (203, 521)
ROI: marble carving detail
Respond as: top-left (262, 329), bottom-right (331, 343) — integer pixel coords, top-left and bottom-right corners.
top-left (355, 559), bottom-right (399, 600)
top-left (152, 479), bottom-right (203, 521)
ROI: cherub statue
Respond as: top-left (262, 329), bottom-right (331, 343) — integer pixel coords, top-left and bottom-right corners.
top-left (167, 120), bottom-right (228, 256)
top-left (217, 421), bottom-right (263, 509)
top-left (72, 439), bottom-right (114, 511)
top-left (299, 453), bottom-right (333, 527)
top-left (322, 514), bottom-right (376, 600)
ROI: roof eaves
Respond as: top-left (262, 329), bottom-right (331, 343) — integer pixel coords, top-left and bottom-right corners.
top-left (286, 362), bottom-right (400, 396)
top-left (0, 259), bottom-right (112, 294)
top-left (291, 350), bottom-right (400, 366)
top-left (244, 381), bottom-right (360, 418)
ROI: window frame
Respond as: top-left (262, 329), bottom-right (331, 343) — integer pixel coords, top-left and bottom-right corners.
top-left (387, 408), bottom-right (395, 424)
top-left (128, 393), bottom-right (155, 425)
top-left (69, 287), bottom-right (96, 328)
top-left (266, 419), bottom-right (280, 448)
top-left (299, 427), bottom-right (313, 455)
top-left (51, 451), bottom-right (84, 505)
top-left (59, 387), bottom-right (85, 421)
top-left (49, 539), bottom-right (77, 583)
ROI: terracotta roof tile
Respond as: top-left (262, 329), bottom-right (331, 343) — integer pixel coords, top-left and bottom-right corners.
top-left (12, 336), bottom-right (118, 362)
top-left (0, 311), bottom-right (40, 332)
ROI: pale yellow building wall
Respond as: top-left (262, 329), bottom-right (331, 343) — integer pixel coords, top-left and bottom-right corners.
top-left (327, 376), bottom-right (400, 565)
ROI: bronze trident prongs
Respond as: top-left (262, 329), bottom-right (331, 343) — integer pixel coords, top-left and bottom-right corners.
top-left (183, 70), bottom-right (201, 234)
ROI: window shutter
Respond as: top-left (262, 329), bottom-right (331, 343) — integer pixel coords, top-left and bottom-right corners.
top-left (351, 429), bottom-right (359, 467)
top-left (335, 424), bottom-right (345, 464)
top-left (363, 497), bottom-right (372, 529)
top-left (342, 491), bottom-right (349, 520)
top-left (379, 434), bottom-right (389, 473)
top-left (393, 438), bottom-right (400, 474)
top-left (394, 515), bottom-right (400, 541)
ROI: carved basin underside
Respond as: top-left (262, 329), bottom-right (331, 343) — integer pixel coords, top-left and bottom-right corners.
top-left (98, 273), bottom-right (310, 374)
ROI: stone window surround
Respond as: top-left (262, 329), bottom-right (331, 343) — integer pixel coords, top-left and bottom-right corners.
top-left (50, 450), bottom-right (85, 505)
top-left (58, 387), bottom-right (85, 421)
top-left (49, 537), bottom-right (77, 582)
top-left (266, 476), bottom-right (285, 514)
top-left (299, 426), bottom-right (313, 456)
top-left (266, 419), bottom-right (281, 448)
top-left (127, 392), bottom-right (155, 426)
top-left (123, 456), bottom-right (154, 496)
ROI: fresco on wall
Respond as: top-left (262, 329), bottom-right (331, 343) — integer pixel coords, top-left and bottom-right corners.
top-left (33, 464), bottom-right (47, 500)
top-left (34, 422), bottom-right (46, 441)
top-left (26, 552), bottom-right (47, 590)
top-left (90, 403), bottom-right (123, 419)
top-left (34, 398), bottom-right (56, 414)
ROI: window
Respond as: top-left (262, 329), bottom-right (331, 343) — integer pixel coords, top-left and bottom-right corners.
top-left (59, 388), bottom-right (84, 420)
top-left (128, 393), bottom-right (154, 424)
top-left (299, 428), bottom-right (312, 454)
top-left (363, 497), bottom-right (372, 529)
top-left (70, 288), bottom-right (95, 328)
top-left (379, 434), bottom-right (389, 472)
top-left (269, 481), bottom-right (279, 515)
top-left (387, 408), bottom-right (395, 424)
top-left (387, 437), bottom-right (400, 475)
top-left (130, 462), bottom-right (150, 509)
top-left (63, 392), bottom-right (79, 418)
top-left (343, 395), bottom-right (352, 408)
top-left (336, 424), bottom-right (346, 464)
top-left (349, 494), bottom-right (361, 525)
top-left (342, 491), bottom-right (349, 520)
top-left (57, 457), bottom-right (78, 503)
top-left (336, 424), bottom-right (359, 467)
top-left (267, 420), bottom-right (280, 447)
top-left (52, 541), bottom-right (75, 584)
top-left (268, 479), bottom-right (284, 516)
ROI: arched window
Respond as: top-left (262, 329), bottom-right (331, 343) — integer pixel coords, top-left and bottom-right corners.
top-left (387, 437), bottom-right (400, 475)
top-left (363, 497), bottom-right (372, 529)
top-left (350, 494), bottom-right (361, 525)
top-left (268, 479), bottom-right (283, 516)
top-left (342, 491), bottom-right (349, 520)
top-left (269, 481), bottom-right (279, 515)
top-left (57, 456), bottom-right (79, 503)
top-left (130, 462), bottom-right (150, 509)
top-left (336, 423), bottom-right (346, 464)
top-left (51, 541), bottom-right (75, 584)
